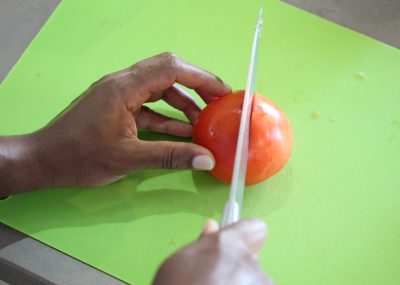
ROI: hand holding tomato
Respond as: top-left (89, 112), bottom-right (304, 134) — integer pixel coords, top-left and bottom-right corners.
top-left (0, 53), bottom-right (231, 195)
top-left (193, 90), bottom-right (293, 185)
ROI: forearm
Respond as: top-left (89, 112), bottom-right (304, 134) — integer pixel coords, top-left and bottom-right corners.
top-left (0, 135), bottom-right (48, 196)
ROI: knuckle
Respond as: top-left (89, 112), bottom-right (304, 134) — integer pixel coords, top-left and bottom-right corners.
top-left (92, 75), bottom-right (119, 97)
top-left (159, 52), bottom-right (179, 67)
top-left (90, 73), bottom-right (120, 95)
top-left (98, 72), bottom-right (117, 84)
top-left (161, 146), bottom-right (178, 169)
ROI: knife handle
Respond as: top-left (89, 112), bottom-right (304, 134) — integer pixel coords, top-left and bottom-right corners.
top-left (221, 200), bottom-right (239, 227)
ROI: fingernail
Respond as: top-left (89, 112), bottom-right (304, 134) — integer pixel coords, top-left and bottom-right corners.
top-left (192, 155), bottom-right (214, 170)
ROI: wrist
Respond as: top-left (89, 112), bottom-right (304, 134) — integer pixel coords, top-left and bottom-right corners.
top-left (0, 134), bottom-right (52, 195)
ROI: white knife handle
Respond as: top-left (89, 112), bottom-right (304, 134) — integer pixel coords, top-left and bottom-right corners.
top-left (221, 200), bottom-right (239, 227)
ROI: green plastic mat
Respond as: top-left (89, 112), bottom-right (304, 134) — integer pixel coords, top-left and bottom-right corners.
top-left (1, 0), bottom-right (399, 284)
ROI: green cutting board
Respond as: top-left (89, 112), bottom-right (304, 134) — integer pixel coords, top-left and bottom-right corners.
top-left (1, 0), bottom-right (399, 284)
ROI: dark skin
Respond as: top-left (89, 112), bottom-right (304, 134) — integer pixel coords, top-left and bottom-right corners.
top-left (0, 53), bottom-right (273, 284)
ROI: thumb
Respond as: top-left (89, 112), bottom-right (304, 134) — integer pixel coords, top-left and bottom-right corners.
top-left (132, 140), bottom-right (215, 170)
top-left (223, 218), bottom-right (268, 254)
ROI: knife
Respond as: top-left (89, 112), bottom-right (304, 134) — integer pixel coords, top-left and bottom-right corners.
top-left (221, 8), bottom-right (263, 227)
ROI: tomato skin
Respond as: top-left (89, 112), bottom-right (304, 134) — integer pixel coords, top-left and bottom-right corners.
top-left (193, 90), bottom-right (293, 185)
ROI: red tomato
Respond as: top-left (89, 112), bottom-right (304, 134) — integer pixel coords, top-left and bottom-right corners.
top-left (193, 90), bottom-right (293, 185)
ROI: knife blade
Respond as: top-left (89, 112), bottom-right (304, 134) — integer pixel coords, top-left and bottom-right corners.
top-left (221, 8), bottom-right (263, 227)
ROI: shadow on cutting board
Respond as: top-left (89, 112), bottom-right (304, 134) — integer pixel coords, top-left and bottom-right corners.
top-left (0, 130), bottom-right (293, 235)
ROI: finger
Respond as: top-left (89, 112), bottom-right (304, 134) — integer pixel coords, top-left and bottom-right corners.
top-left (136, 106), bottom-right (193, 137)
top-left (130, 140), bottom-right (215, 170)
top-left (223, 218), bottom-right (267, 254)
top-left (199, 219), bottom-right (220, 239)
top-left (142, 84), bottom-right (202, 125)
top-left (163, 85), bottom-right (202, 124)
top-left (117, 52), bottom-right (232, 106)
